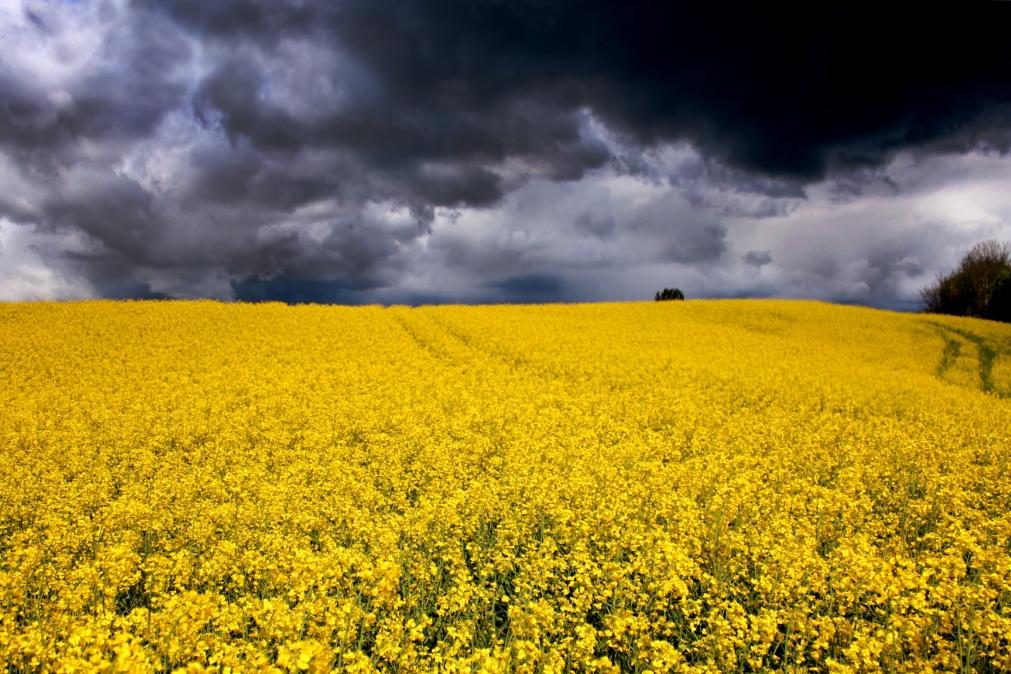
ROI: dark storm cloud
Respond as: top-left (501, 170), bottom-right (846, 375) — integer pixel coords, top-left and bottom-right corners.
top-left (0, 6), bottom-right (189, 156)
top-left (488, 274), bottom-right (564, 301)
top-left (231, 276), bottom-right (364, 304)
top-left (149, 1), bottom-right (1011, 180)
top-left (42, 168), bottom-right (168, 266)
top-left (2, 1), bottom-right (1011, 303)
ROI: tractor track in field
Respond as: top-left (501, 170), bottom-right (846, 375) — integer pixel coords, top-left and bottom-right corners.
top-left (389, 310), bottom-right (455, 364)
top-left (929, 322), bottom-right (1008, 398)
top-left (424, 313), bottom-right (533, 370)
top-left (390, 308), bottom-right (525, 374)
top-left (390, 309), bottom-right (572, 385)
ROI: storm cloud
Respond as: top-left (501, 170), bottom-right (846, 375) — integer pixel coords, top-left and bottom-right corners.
top-left (1, 1), bottom-right (1010, 306)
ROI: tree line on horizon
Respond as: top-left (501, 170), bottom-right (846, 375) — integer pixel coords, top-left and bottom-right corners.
top-left (922, 240), bottom-right (1011, 323)
top-left (653, 240), bottom-right (1011, 323)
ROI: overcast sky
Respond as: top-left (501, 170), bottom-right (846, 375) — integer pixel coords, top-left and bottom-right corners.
top-left (2, 1), bottom-right (1011, 308)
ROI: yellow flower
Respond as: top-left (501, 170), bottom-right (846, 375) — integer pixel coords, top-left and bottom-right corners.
top-left (1, 299), bottom-right (1008, 671)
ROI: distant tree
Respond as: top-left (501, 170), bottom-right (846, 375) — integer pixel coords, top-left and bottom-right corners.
top-left (921, 240), bottom-right (1011, 321)
top-left (655, 287), bottom-right (685, 301)
top-left (988, 271), bottom-right (1011, 322)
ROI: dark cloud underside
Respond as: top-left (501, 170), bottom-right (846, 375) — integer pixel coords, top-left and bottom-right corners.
top-left (148, 1), bottom-right (1011, 179)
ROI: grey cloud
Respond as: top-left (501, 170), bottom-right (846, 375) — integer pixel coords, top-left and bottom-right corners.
top-left (631, 194), bottom-right (727, 263)
top-left (231, 276), bottom-right (365, 304)
top-left (743, 250), bottom-right (772, 268)
top-left (181, 142), bottom-right (337, 212)
top-left (0, 8), bottom-right (189, 158)
top-left (414, 175), bottom-right (730, 304)
top-left (574, 213), bottom-right (615, 239)
top-left (405, 164), bottom-right (503, 208)
top-left (487, 274), bottom-right (564, 301)
top-left (43, 168), bottom-right (169, 266)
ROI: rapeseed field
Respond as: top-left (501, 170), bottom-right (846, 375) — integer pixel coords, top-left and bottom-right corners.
top-left (1, 299), bottom-right (1010, 673)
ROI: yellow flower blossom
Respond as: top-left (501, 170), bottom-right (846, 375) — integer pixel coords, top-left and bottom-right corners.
top-left (0, 299), bottom-right (1009, 671)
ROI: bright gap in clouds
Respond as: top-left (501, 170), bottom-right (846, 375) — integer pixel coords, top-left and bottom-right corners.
top-left (344, 148), bottom-right (1011, 310)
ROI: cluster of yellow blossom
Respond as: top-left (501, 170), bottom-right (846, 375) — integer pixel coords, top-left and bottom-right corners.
top-left (1, 299), bottom-right (1010, 673)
